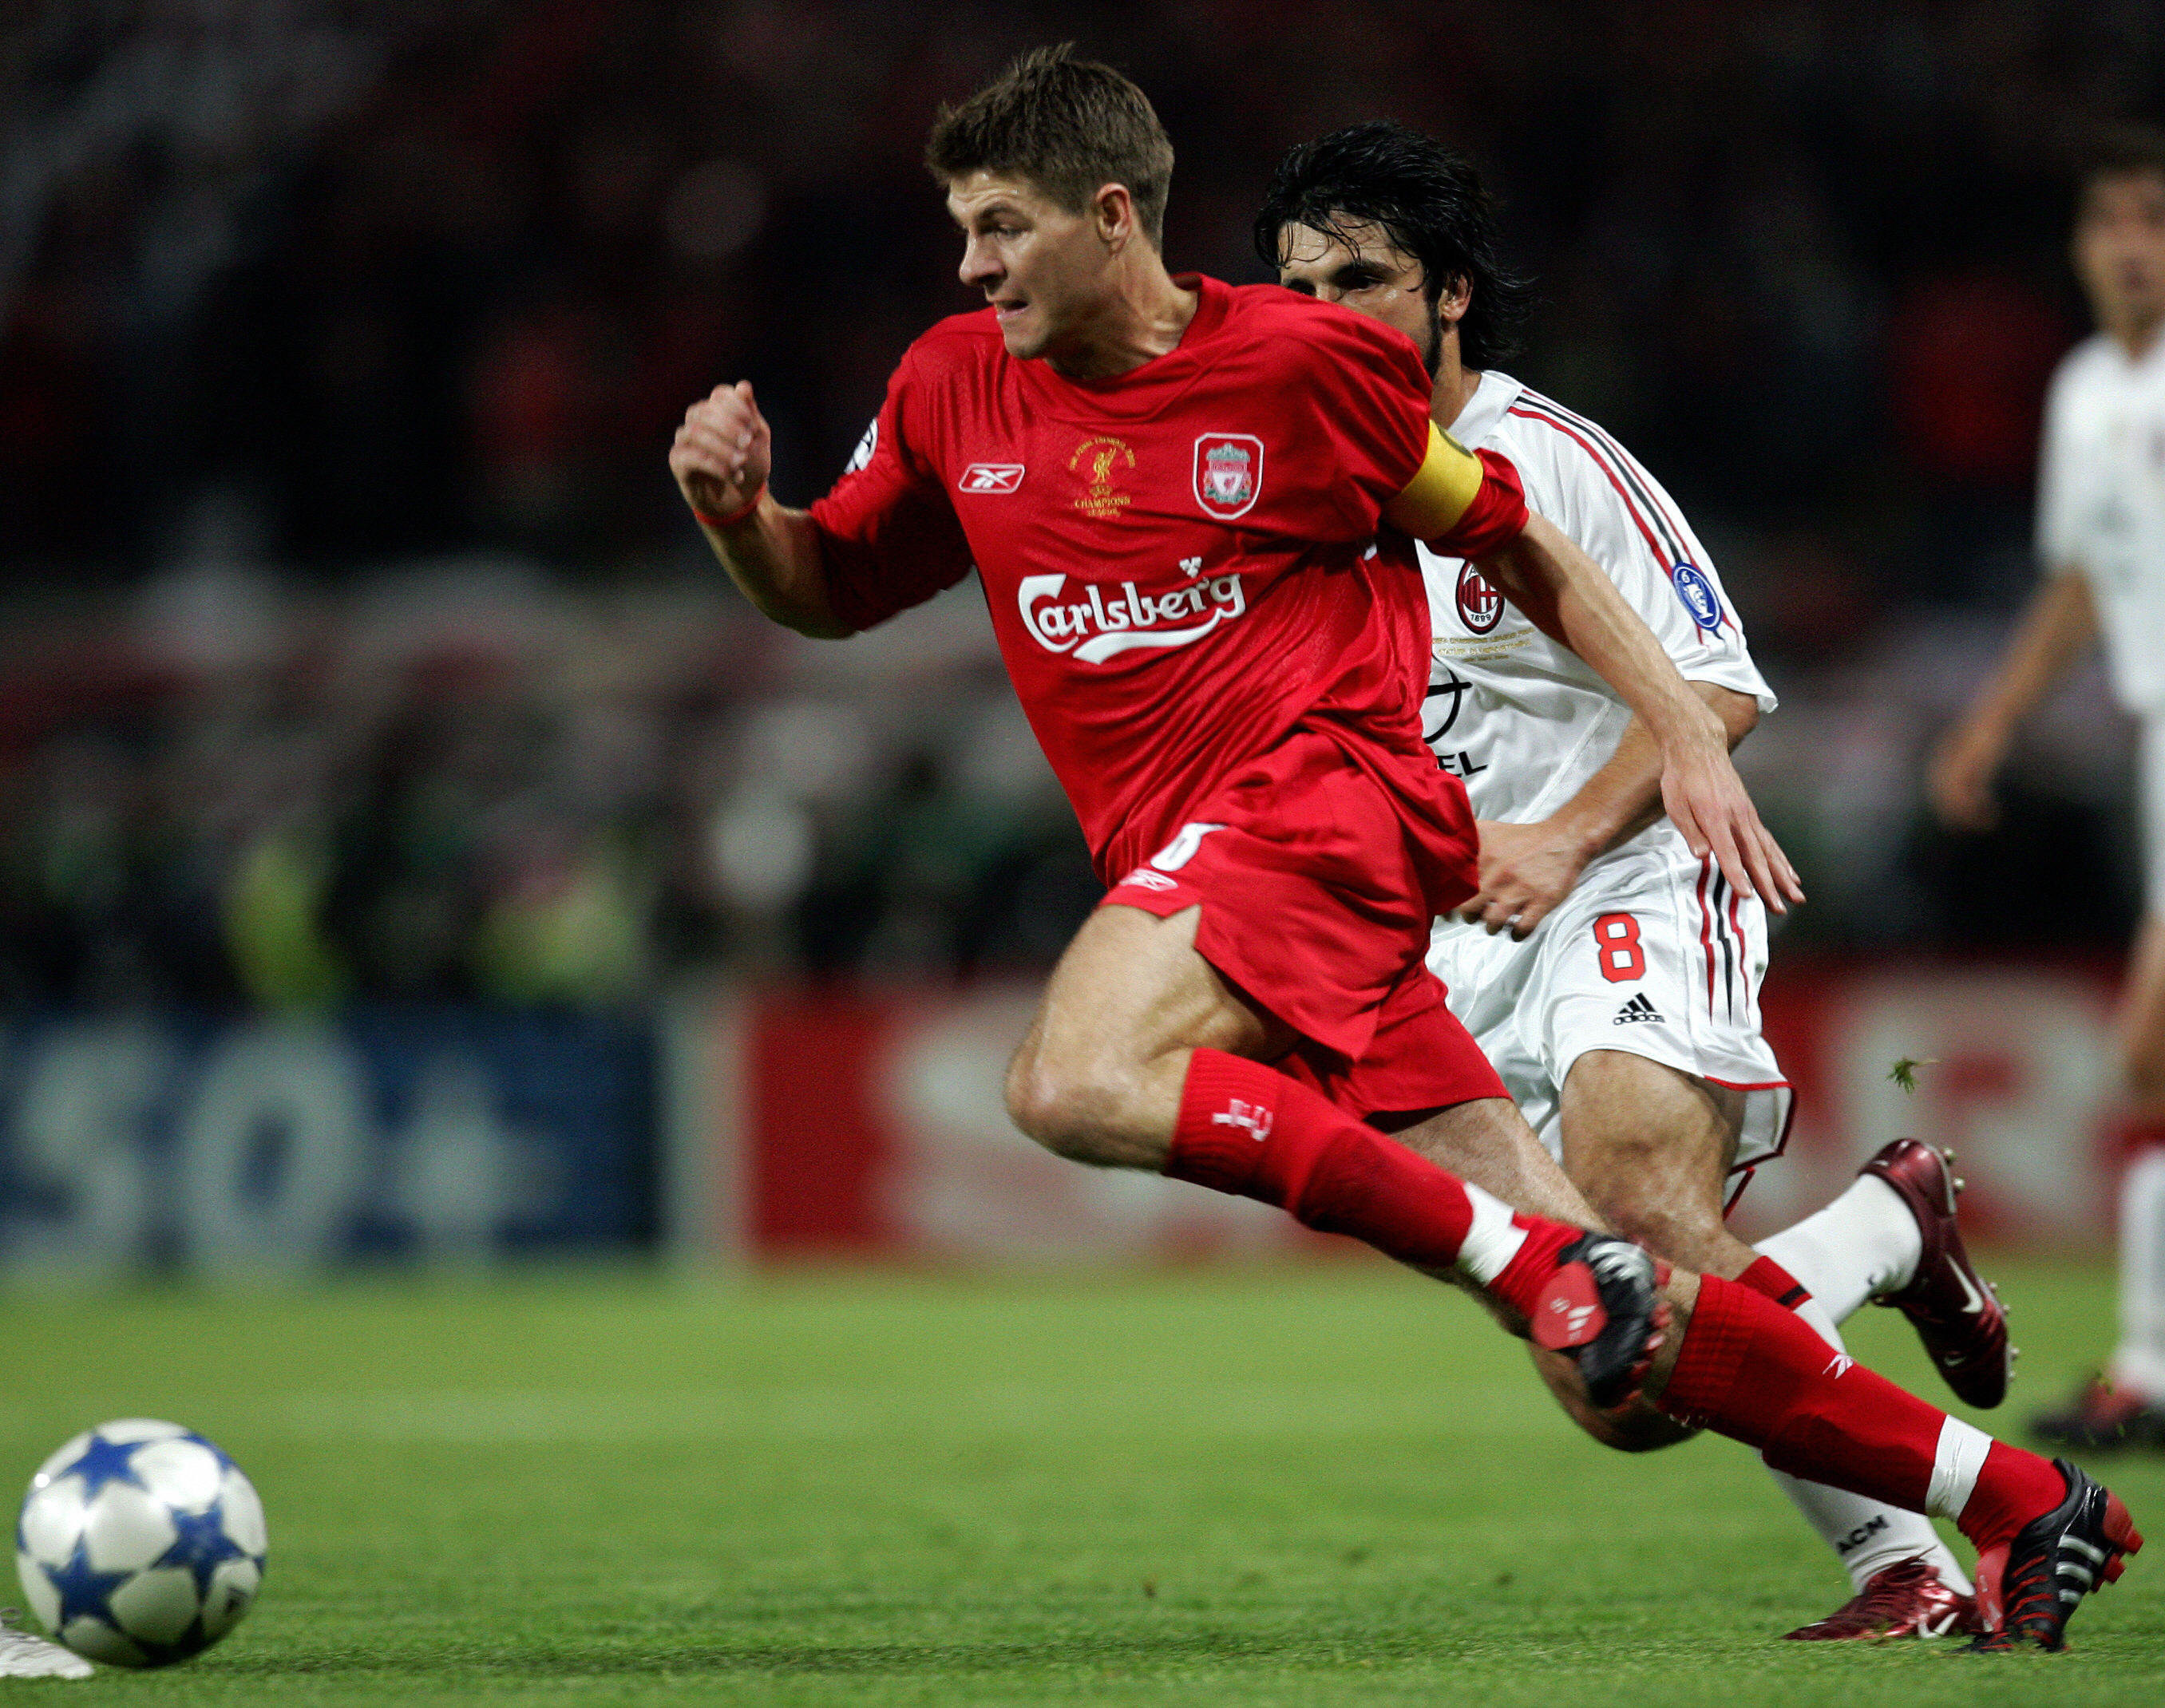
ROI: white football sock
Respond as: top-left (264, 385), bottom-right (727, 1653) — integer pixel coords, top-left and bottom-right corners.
top-left (1753, 1173), bottom-right (1922, 1325)
top-left (1453, 1182), bottom-right (1527, 1285)
top-left (1760, 1291), bottom-right (1973, 1595)
top-left (1925, 1417), bottom-right (1994, 1522)
top-left (2108, 1149), bottom-right (2165, 1402)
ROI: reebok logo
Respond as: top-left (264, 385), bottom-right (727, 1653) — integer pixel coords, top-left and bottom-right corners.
top-left (1210, 1099), bottom-right (1274, 1143)
top-left (1613, 994), bottom-right (1663, 1026)
top-left (960, 463), bottom-right (1024, 493)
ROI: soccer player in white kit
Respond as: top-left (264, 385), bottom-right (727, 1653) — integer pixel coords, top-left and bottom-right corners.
top-left (1262, 121), bottom-right (2014, 1639)
top-left (1933, 125), bottom-right (2165, 1452)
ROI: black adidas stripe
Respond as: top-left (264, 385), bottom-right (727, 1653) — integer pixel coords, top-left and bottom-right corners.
top-left (1514, 390), bottom-right (1692, 564)
top-left (1511, 391), bottom-right (1693, 569)
top-left (1710, 870), bottom-right (1736, 1022)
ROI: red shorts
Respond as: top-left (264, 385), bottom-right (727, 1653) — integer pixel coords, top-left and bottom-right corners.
top-left (1100, 725), bottom-right (1506, 1120)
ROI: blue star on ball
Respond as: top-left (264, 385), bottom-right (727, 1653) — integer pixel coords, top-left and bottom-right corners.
top-left (61, 1433), bottom-right (148, 1501)
top-left (156, 1502), bottom-right (250, 1595)
top-left (39, 1537), bottom-right (133, 1629)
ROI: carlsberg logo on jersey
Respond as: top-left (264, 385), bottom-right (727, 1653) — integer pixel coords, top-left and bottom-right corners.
top-left (1019, 569), bottom-right (1247, 663)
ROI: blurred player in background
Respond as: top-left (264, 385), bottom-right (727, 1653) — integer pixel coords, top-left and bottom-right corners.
top-left (672, 49), bottom-right (2141, 1648)
top-left (1262, 121), bottom-right (2012, 1640)
top-left (1933, 124), bottom-right (2165, 1453)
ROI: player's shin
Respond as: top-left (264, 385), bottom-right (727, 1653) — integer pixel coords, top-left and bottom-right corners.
top-left (1167, 1050), bottom-right (1588, 1322)
top-left (1657, 1275), bottom-right (2080, 1556)
top-left (1733, 1255), bottom-right (1973, 1599)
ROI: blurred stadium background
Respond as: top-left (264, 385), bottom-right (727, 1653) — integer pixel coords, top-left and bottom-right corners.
top-left (0, 0), bottom-right (2159, 1278)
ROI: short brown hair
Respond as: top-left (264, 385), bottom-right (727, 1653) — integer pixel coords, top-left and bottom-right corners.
top-left (2080, 121), bottom-right (2165, 194)
top-left (924, 44), bottom-right (1174, 248)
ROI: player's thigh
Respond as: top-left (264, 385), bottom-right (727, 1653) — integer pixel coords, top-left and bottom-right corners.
top-left (2120, 912), bottom-right (2165, 1109)
top-left (1005, 903), bottom-right (1291, 1162)
top-left (1559, 1049), bottom-right (1748, 1278)
top-left (1392, 1096), bottom-right (1607, 1230)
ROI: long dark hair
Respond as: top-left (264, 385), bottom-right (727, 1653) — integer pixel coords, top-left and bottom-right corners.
top-left (1255, 120), bottom-right (1534, 370)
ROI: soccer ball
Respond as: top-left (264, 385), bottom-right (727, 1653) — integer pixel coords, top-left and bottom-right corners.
top-left (14, 1419), bottom-right (266, 1667)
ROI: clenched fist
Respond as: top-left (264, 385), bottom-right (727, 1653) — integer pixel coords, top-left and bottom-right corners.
top-left (671, 380), bottom-right (771, 523)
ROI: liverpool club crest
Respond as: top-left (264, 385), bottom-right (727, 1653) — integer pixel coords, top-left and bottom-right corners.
top-left (1193, 433), bottom-right (1264, 520)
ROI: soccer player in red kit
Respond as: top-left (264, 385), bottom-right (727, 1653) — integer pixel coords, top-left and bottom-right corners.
top-left (670, 48), bottom-right (2141, 1648)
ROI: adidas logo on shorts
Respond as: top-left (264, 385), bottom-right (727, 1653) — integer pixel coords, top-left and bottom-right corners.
top-left (1613, 994), bottom-right (1663, 1026)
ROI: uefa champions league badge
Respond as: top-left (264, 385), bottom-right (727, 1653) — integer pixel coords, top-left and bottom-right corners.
top-left (1671, 562), bottom-right (1724, 632)
top-left (1193, 433), bottom-right (1263, 520)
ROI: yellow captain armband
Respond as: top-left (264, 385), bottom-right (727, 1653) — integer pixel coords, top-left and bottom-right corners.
top-left (1383, 421), bottom-right (1485, 540)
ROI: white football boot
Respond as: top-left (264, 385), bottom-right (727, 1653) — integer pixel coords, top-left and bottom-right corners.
top-left (0, 1609), bottom-right (93, 1678)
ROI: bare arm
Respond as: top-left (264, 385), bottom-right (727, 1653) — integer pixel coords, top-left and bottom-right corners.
top-left (1927, 570), bottom-right (2098, 831)
top-left (1471, 512), bottom-right (1803, 912)
top-left (1456, 683), bottom-right (1761, 937)
top-left (668, 380), bottom-right (853, 639)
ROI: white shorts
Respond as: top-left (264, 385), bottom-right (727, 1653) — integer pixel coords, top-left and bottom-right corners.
top-left (1427, 824), bottom-right (1792, 1204)
top-left (2143, 714), bottom-right (2165, 917)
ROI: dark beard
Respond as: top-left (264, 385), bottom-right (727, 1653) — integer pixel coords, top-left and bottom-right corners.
top-left (1421, 300), bottom-right (1446, 377)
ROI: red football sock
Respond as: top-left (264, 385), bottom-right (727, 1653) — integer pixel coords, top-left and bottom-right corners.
top-left (1734, 1254), bottom-right (1811, 1311)
top-left (1659, 1275), bottom-right (2064, 1552)
top-left (1165, 1049), bottom-right (1577, 1320)
top-left (1957, 1441), bottom-right (2072, 1556)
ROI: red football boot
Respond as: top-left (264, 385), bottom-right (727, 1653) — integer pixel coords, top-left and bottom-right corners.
top-left (1863, 1139), bottom-right (2013, 1408)
top-left (1783, 1555), bottom-right (1985, 1641)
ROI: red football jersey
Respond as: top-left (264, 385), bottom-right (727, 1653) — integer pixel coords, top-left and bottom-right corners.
top-left (808, 275), bottom-right (1514, 885)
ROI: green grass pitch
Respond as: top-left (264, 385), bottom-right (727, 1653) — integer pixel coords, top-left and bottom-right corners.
top-left (2, 1256), bottom-right (2160, 1704)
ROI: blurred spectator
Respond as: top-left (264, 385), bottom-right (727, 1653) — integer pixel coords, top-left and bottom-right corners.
top-left (0, 1), bottom-right (2158, 1000)
top-left (0, 0), bottom-right (2131, 595)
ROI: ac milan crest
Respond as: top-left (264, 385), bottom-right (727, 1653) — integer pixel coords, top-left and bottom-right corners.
top-left (1456, 561), bottom-right (1504, 634)
top-left (1193, 433), bottom-right (1263, 520)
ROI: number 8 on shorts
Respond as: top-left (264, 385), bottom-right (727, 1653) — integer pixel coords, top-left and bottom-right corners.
top-left (1593, 911), bottom-right (1645, 982)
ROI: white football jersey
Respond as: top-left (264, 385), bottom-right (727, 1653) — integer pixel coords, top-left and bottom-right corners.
top-left (2037, 332), bottom-right (2165, 714)
top-left (1416, 373), bottom-right (1774, 832)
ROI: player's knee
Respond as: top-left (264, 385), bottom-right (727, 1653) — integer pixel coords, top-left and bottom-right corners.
top-left (1004, 1050), bottom-right (1134, 1166)
top-left (1579, 1172), bottom-right (1731, 1279)
top-left (1582, 1176), bottom-right (1678, 1259)
top-left (1588, 1192), bottom-right (1662, 1255)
